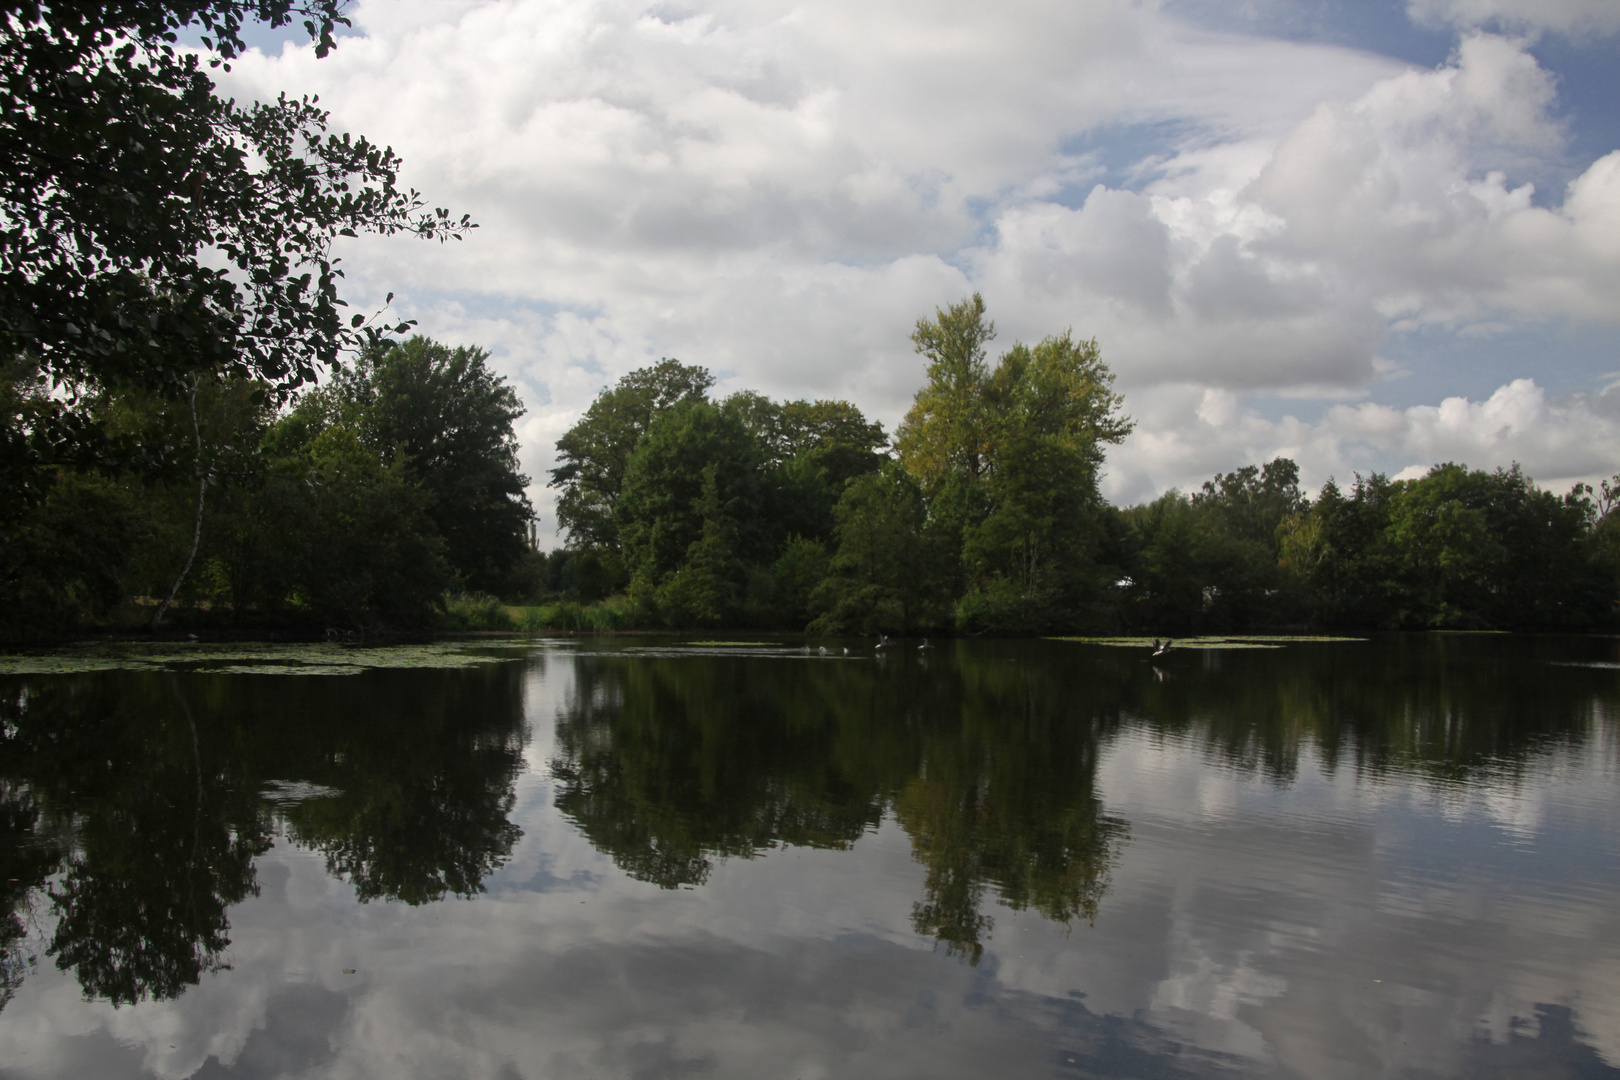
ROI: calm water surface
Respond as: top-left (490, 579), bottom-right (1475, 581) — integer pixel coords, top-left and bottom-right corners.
top-left (1, 635), bottom-right (1618, 1079)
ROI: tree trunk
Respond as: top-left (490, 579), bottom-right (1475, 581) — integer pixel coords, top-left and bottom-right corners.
top-left (148, 381), bottom-right (209, 631)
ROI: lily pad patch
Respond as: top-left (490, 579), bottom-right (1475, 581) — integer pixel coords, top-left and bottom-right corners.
top-left (0, 642), bottom-right (523, 677)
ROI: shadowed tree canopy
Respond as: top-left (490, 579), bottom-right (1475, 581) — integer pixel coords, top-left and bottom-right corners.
top-left (725, 391), bottom-right (887, 481)
top-left (1193, 457), bottom-right (1306, 551)
top-left (616, 398), bottom-right (766, 586)
top-left (0, 0), bottom-right (473, 393)
top-left (342, 337), bottom-right (532, 592)
top-left (0, 0), bottom-right (474, 525)
top-left (251, 335), bottom-right (532, 602)
top-left (550, 359), bottom-right (716, 550)
top-left (549, 361), bottom-right (892, 619)
top-left (725, 390), bottom-right (890, 546)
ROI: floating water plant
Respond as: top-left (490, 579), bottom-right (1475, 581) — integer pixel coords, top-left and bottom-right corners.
top-left (0, 641), bottom-right (524, 677)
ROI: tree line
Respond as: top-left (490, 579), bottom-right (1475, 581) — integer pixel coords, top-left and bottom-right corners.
top-left (540, 294), bottom-right (1134, 633)
top-left (539, 294), bottom-right (1620, 634)
top-left (10, 291), bottom-right (1620, 637)
top-left (2, 336), bottom-right (533, 638)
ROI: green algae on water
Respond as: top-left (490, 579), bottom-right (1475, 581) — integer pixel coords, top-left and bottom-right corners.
top-left (1047, 635), bottom-right (1367, 649)
top-left (0, 641), bottom-right (522, 676)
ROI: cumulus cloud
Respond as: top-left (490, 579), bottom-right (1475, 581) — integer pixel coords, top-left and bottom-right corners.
top-left (211, 1), bottom-right (1620, 535)
top-left (980, 34), bottom-right (1619, 391)
top-left (1103, 377), bottom-right (1620, 504)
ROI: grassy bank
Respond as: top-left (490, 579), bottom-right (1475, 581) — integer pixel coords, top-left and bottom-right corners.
top-left (442, 593), bottom-right (647, 633)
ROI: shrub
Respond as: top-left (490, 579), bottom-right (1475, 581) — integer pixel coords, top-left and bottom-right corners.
top-left (441, 593), bottom-right (514, 631)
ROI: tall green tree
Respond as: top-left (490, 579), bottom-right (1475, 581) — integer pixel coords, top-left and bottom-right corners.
top-left (616, 398), bottom-right (766, 594)
top-left (897, 295), bottom-right (1130, 632)
top-left (244, 419), bottom-right (449, 626)
top-left (810, 463), bottom-right (949, 634)
top-left (657, 464), bottom-right (745, 627)
top-left (1184, 457), bottom-right (1308, 628)
top-left (343, 337), bottom-right (531, 593)
top-left (1276, 472), bottom-right (1402, 628)
top-left (896, 294), bottom-right (998, 493)
top-left (1384, 463), bottom-right (1599, 628)
top-left (725, 390), bottom-right (889, 547)
top-left (1117, 491), bottom-right (1210, 632)
top-left (550, 359), bottom-right (715, 551)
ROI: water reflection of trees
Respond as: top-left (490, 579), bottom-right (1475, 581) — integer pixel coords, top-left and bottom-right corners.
top-left (551, 636), bottom-right (1619, 961)
top-left (550, 650), bottom-right (1129, 962)
top-left (0, 780), bottom-right (63, 1012)
top-left (1111, 635), bottom-right (1620, 784)
top-left (1, 636), bottom-right (1607, 1004)
top-left (0, 662), bottom-right (528, 1007)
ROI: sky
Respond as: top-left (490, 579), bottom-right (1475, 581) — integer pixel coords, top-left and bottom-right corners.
top-left (217, 0), bottom-right (1620, 543)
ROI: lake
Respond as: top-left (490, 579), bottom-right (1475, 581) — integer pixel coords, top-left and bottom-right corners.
top-left (1, 634), bottom-right (1617, 1079)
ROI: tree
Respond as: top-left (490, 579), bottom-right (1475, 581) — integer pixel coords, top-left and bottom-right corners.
top-left (809, 463), bottom-right (948, 634)
top-left (1, 1), bottom-right (473, 392)
top-left (958, 334), bottom-right (1130, 631)
top-left (657, 464), bottom-right (744, 627)
top-left (766, 536), bottom-right (832, 629)
top-left (550, 359), bottom-right (715, 551)
top-left (727, 392), bottom-right (887, 482)
top-left (1192, 457), bottom-right (1306, 549)
top-left (615, 398), bottom-right (766, 592)
top-left (92, 374), bottom-right (276, 626)
top-left (896, 296), bottom-right (1130, 631)
top-left (1276, 472), bottom-right (1403, 628)
top-left (0, 470), bottom-right (143, 639)
top-left (343, 337), bottom-right (532, 593)
top-left (1185, 457), bottom-right (1308, 627)
top-left (1118, 492), bottom-right (1209, 631)
top-left (1384, 463), bottom-right (1601, 629)
top-left (206, 335), bottom-right (531, 617)
top-left (1, 1), bottom-right (473, 520)
top-left (253, 420), bottom-right (450, 627)
top-left (895, 294), bottom-right (997, 495)
top-left (724, 390), bottom-right (889, 548)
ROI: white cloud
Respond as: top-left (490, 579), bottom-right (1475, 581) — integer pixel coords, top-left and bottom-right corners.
top-left (1102, 377), bottom-right (1620, 504)
top-left (980, 34), bottom-right (1618, 392)
top-left (212, 2), bottom-right (1620, 535)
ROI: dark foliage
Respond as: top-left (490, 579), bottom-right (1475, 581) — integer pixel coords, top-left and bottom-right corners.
top-left (0, 1), bottom-right (473, 600)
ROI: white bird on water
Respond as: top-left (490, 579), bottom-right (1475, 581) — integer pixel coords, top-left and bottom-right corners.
top-left (918, 638), bottom-right (933, 652)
